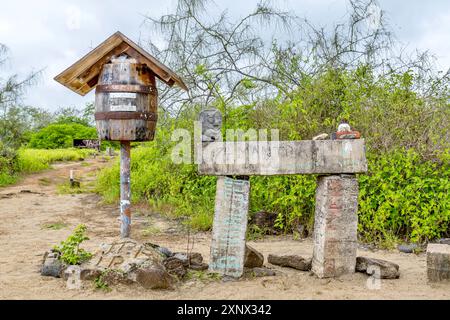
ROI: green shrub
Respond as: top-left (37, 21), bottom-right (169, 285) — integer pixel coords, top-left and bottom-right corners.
top-left (358, 149), bottom-right (450, 243)
top-left (96, 143), bottom-right (216, 230)
top-left (28, 123), bottom-right (97, 149)
top-left (53, 224), bottom-right (92, 265)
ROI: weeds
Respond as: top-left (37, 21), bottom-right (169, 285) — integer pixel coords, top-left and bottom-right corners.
top-left (185, 270), bottom-right (222, 282)
top-left (94, 270), bottom-right (112, 292)
top-left (42, 222), bottom-right (68, 230)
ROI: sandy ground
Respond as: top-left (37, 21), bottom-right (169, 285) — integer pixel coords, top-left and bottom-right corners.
top-left (0, 155), bottom-right (449, 300)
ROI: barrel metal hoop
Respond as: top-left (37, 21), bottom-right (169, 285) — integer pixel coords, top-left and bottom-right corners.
top-left (95, 84), bottom-right (157, 94)
top-left (95, 111), bottom-right (158, 121)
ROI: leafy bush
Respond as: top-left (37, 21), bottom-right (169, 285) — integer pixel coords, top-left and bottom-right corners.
top-left (0, 142), bottom-right (19, 186)
top-left (358, 150), bottom-right (450, 243)
top-left (28, 123), bottom-right (97, 149)
top-left (53, 224), bottom-right (92, 265)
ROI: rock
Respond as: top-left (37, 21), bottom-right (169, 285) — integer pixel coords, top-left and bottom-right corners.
top-left (244, 267), bottom-right (276, 277)
top-left (41, 251), bottom-right (65, 278)
top-left (86, 239), bottom-right (174, 289)
top-left (135, 265), bottom-right (174, 289)
top-left (189, 263), bottom-right (209, 271)
top-left (312, 133), bottom-right (329, 140)
top-left (437, 238), bottom-right (450, 245)
top-left (145, 242), bottom-right (173, 258)
top-left (427, 244), bottom-right (450, 282)
top-left (119, 258), bottom-right (143, 272)
top-left (163, 257), bottom-right (187, 278)
top-left (172, 252), bottom-right (203, 266)
top-left (268, 254), bottom-right (311, 271)
top-left (62, 265), bottom-right (102, 281)
top-left (244, 245), bottom-right (264, 268)
top-left (355, 256), bottom-right (400, 279)
top-left (156, 247), bottom-right (173, 257)
top-left (64, 266), bottom-right (82, 290)
top-left (80, 267), bottom-right (102, 281)
top-left (294, 224), bottom-right (308, 239)
top-left (91, 239), bottom-right (164, 270)
top-left (250, 211), bottom-right (279, 235)
top-left (397, 244), bottom-right (419, 253)
top-left (101, 269), bottom-right (132, 286)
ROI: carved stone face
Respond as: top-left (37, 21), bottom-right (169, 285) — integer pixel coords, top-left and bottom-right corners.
top-left (199, 108), bottom-right (222, 142)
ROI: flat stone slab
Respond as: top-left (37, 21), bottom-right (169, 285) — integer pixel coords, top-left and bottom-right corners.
top-left (268, 254), bottom-right (311, 271)
top-left (427, 244), bottom-right (450, 282)
top-left (355, 256), bottom-right (400, 279)
top-left (84, 239), bottom-right (174, 289)
top-left (198, 139), bottom-right (367, 175)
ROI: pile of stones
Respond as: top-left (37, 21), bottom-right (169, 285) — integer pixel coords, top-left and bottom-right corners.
top-left (43, 239), bottom-right (417, 289)
top-left (41, 239), bottom-right (210, 290)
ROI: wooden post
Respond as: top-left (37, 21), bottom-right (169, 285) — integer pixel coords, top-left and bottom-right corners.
top-left (120, 141), bottom-right (131, 238)
top-left (69, 170), bottom-right (74, 187)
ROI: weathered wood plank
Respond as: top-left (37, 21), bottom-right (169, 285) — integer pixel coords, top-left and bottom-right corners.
top-left (209, 177), bottom-right (250, 278)
top-left (198, 139), bottom-right (368, 175)
top-left (54, 31), bottom-right (187, 96)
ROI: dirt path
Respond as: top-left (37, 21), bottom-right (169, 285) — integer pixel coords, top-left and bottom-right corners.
top-left (0, 156), bottom-right (449, 300)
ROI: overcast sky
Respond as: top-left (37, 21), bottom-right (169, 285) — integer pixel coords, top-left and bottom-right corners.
top-left (1, 0), bottom-right (449, 111)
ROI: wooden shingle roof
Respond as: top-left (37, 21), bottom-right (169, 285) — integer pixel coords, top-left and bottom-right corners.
top-left (54, 31), bottom-right (187, 95)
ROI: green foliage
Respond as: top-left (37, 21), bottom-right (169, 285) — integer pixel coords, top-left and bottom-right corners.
top-left (56, 182), bottom-right (88, 195)
top-left (2, 145), bottom-right (93, 187)
top-left (94, 65), bottom-right (449, 245)
top-left (17, 148), bottom-right (95, 173)
top-left (28, 123), bottom-right (97, 149)
top-left (53, 224), bottom-right (92, 265)
top-left (53, 105), bottom-right (94, 127)
top-left (185, 270), bottom-right (222, 282)
top-left (42, 222), bottom-right (68, 230)
top-left (0, 146), bottom-right (19, 186)
top-left (95, 92), bottom-right (449, 245)
top-left (96, 141), bottom-right (217, 230)
top-left (94, 270), bottom-right (112, 292)
top-left (250, 175), bottom-right (317, 234)
top-left (358, 150), bottom-right (450, 243)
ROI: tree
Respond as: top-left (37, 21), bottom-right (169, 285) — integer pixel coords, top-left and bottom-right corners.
top-left (0, 44), bottom-right (41, 150)
top-left (53, 103), bottom-right (95, 127)
top-left (142, 0), bottom-right (448, 117)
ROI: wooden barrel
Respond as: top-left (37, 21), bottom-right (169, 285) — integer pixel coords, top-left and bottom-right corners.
top-left (94, 55), bottom-right (158, 141)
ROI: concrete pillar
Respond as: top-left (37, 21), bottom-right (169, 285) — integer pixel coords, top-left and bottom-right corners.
top-left (312, 174), bottom-right (359, 278)
top-left (427, 244), bottom-right (450, 282)
top-left (209, 176), bottom-right (250, 278)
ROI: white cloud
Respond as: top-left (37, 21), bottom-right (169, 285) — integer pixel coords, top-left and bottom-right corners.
top-left (417, 12), bottom-right (450, 70)
top-left (0, 0), bottom-right (449, 111)
top-left (65, 5), bottom-right (82, 30)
